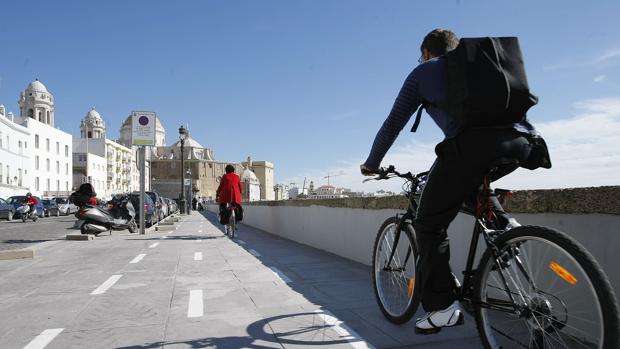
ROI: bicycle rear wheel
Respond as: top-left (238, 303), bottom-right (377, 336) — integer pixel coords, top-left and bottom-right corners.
top-left (372, 216), bottom-right (420, 324)
top-left (474, 226), bottom-right (620, 349)
top-left (229, 211), bottom-right (235, 239)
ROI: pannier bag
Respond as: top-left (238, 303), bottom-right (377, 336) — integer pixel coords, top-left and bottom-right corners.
top-left (218, 205), bottom-right (244, 224)
top-left (218, 206), bottom-right (230, 225)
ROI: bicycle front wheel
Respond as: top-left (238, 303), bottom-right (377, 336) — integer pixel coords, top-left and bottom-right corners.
top-left (474, 226), bottom-right (620, 349)
top-left (372, 216), bottom-right (420, 324)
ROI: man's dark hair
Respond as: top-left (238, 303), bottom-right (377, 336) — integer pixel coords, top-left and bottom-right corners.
top-left (420, 29), bottom-right (459, 56)
top-left (225, 164), bottom-right (235, 173)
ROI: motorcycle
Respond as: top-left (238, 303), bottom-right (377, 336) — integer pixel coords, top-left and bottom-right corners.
top-left (17, 205), bottom-right (39, 222)
top-left (75, 194), bottom-right (137, 236)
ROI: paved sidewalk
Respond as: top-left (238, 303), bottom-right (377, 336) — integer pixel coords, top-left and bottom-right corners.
top-left (0, 211), bottom-right (482, 348)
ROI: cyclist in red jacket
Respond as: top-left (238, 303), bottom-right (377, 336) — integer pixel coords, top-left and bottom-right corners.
top-left (217, 165), bottom-right (242, 205)
top-left (216, 165), bottom-right (243, 223)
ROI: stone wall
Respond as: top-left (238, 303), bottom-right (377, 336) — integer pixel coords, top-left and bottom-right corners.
top-left (242, 186), bottom-right (620, 215)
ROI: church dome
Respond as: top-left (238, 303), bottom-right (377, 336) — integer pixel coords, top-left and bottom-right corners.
top-left (171, 136), bottom-right (203, 149)
top-left (85, 107), bottom-right (102, 121)
top-left (26, 79), bottom-right (48, 93)
top-left (242, 168), bottom-right (259, 183)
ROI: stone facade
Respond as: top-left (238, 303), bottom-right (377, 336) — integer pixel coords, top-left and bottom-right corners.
top-left (150, 134), bottom-right (274, 202)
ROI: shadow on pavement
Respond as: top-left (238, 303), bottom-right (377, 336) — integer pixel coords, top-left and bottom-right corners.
top-left (117, 312), bottom-right (363, 349)
top-left (124, 235), bottom-right (226, 241)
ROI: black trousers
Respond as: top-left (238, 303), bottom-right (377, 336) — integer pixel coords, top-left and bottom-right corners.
top-left (414, 128), bottom-right (532, 311)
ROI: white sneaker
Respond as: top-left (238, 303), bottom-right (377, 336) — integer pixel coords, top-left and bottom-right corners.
top-left (415, 301), bottom-right (464, 334)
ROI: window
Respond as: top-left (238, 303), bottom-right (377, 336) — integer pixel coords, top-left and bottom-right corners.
top-left (28, 109), bottom-right (33, 117)
top-left (46, 158), bottom-right (50, 171)
top-left (35, 177), bottom-right (39, 191)
top-left (56, 180), bottom-right (59, 190)
top-left (56, 161), bottom-right (59, 174)
top-left (65, 181), bottom-right (68, 191)
top-left (35, 156), bottom-right (39, 170)
top-left (46, 178), bottom-right (50, 191)
top-left (0, 162), bottom-right (2, 183)
top-left (56, 142), bottom-right (59, 154)
top-left (35, 135), bottom-right (39, 148)
top-left (65, 163), bottom-right (68, 175)
top-left (65, 145), bottom-right (68, 157)
top-left (46, 138), bottom-right (50, 151)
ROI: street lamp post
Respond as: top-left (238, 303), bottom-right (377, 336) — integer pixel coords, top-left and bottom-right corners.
top-left (178, 125), bottom-right (188, 214)
top-left (186, 168), bottom-right (192, 211)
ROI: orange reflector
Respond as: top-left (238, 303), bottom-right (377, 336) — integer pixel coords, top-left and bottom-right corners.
top-left (549, 261), bottom-right (577, 285)
top-left (407, 277), bottom-right (415, 298)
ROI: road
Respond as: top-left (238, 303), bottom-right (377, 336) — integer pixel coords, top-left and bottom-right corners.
top-left (0, 211), bottom-right (482, 348)
top-left (0, 215), bottom-right (79, 251)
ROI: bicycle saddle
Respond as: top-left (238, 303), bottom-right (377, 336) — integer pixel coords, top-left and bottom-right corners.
top-left (486, 157), bottom-right (520, 182)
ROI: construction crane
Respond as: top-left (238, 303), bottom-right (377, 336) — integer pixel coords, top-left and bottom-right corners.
top-left (324, 172), bottom-right (344, 186)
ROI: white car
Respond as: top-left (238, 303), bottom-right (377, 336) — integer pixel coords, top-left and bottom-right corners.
top-left (54, 197), bottom-right (78, 216)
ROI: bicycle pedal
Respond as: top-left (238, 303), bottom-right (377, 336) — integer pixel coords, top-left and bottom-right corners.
top-left (415, 326), bottom-right (442, 335)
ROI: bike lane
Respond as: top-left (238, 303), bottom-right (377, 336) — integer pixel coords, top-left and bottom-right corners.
top-left (0, 211), bottom-right (482, 348)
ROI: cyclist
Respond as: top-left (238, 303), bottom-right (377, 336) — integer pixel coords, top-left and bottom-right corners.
top-left (23, 192), bottom-right (39, 217)
top-left (360, 29), bottom-right (540, 333)
top-left (216, 164), bottom-right (243, 223)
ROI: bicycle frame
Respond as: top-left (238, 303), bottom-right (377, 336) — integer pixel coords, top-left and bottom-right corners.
top-left (379, 169), bottom-right (534, 316)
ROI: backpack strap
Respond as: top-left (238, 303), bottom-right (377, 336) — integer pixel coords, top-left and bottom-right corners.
top-left (410, 105), bottom-right (424, 133)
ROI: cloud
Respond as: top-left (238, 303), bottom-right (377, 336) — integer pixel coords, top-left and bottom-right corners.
top-left (285, 98), bottom-right (620, 192)
top-left (596, 49), bottom-right (620, 63)
top-left (593, 75), bottom-right (606, 82)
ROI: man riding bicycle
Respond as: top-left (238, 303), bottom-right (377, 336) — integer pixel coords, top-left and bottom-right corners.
top-left (361, 29), bottom-right (542, 333)
top-left (216, 164), bottom-right (243, 223)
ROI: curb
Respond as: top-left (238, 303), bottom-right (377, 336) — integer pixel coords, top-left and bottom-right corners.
top-left (66, 234), bottom-right (95, 241)
top-left (0, 249), bottom-right (34, 260)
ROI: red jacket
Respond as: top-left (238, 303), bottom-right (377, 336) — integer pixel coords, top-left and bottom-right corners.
top-left (24, 196), bottom-right (38, 205)
top-left (217, 172), bottom-right (243, 204)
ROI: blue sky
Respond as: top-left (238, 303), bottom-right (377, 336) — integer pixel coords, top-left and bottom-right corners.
top-left (1, 1), bottom-right (619, 190)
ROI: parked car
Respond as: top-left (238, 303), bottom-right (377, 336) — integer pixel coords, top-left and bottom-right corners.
top-left (0, 198), bottom-right (16, 221)
top-left (53, 197), bottom-right (78, 216)
top-left (145, 191), bottom-right (163, 223)
top-left (42, 199), bottom-right (61, 217)
top-left (7, 196), bottom-right (45, 218)
top-left (129, 192), bottom-right (156, 227)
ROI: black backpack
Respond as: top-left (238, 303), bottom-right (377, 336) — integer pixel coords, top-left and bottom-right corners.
top-left (411, 37), bottom-right (538, 132)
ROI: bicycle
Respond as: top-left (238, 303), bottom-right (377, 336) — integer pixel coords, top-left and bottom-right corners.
top-left (367, 164), bottom-right (620, 348)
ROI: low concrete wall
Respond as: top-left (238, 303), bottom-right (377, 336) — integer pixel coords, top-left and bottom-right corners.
top-left (208, 186), bottom-right (620, 294)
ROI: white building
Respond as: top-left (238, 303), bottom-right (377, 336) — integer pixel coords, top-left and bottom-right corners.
top-left (16, 80), bottom-right (72, 198)
top-left (309, 185), bottom-right (348, 199)
top-left (0, 105), bottom-right (31, 197)
top-left (288, 186), bottom-right (308, 199)
top-left (242, 168), bottom-right (261, 202)
top-left (274, 183), bottom-right (290, 200)
top-left (74, 108), bottom-right (135, 200)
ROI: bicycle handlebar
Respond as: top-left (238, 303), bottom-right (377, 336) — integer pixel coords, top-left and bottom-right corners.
top-left (363, 165), bottom-right (428, 183)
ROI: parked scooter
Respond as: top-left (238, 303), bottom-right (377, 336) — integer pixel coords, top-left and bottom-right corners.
top-left (17, 205), bottom-right (38, 223)
top-left (75, 194), bottom-right (137, 235)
